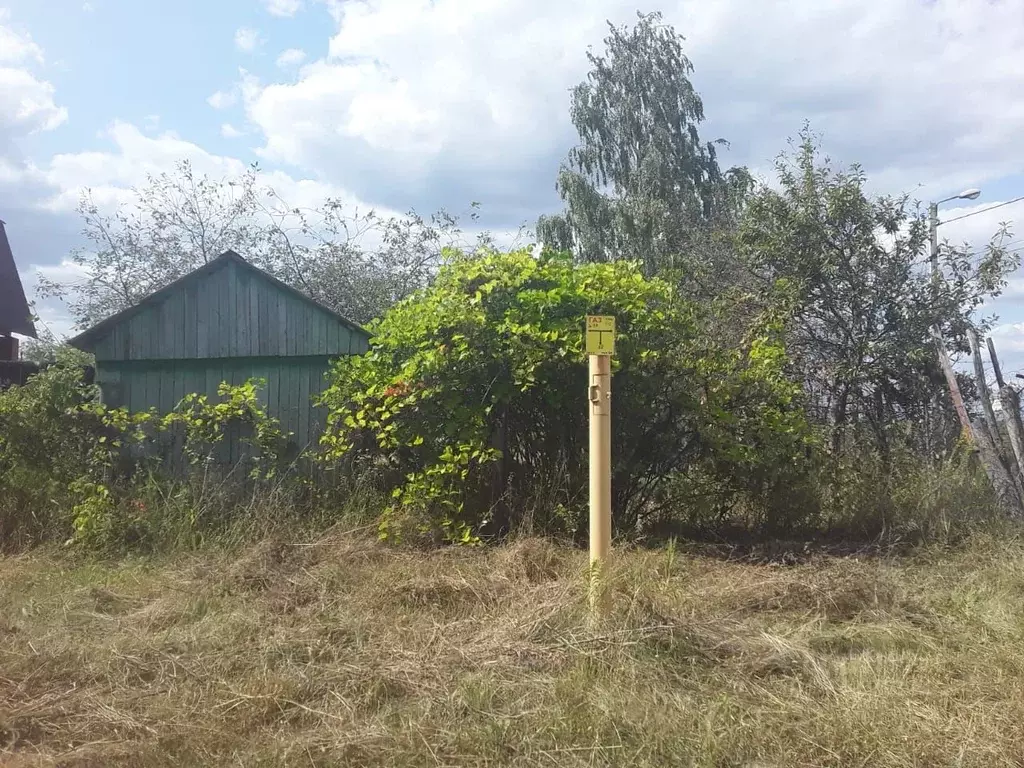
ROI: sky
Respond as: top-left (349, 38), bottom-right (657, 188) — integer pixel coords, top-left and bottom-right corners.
top-left (3, 0), bottom-right (1024, 373)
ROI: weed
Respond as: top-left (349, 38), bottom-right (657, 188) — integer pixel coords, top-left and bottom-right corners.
top-left (3, 533), bottom-right (1024, 765)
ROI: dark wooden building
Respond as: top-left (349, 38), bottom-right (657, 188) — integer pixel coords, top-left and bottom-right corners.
top-left (0, 220), bottom-right (37, 363)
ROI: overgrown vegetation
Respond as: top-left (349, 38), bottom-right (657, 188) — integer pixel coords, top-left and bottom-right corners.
top-left (0, 351), bottom-right (311, 553)
top-left (4, 533), bottom-right (1024, 766)
top-left (319, 248), bottom-right (811, 544)
top-left (5, 11), bottom-right (1020, 555)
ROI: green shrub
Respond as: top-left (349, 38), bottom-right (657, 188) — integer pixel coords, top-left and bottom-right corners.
top-left (820, 440), bottom-right (1003, 544)
top-left (0, 348), bottom-right (103, 548)
top-left (0, 355), bottom-right (294, 553)
top-left (72, 380), bottom-right (292, 553)
top-left (319, 247), bottom-right (815, 544)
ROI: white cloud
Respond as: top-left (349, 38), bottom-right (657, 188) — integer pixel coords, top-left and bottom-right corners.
top-left (30, 259), bottom-right (88, 286)
top-left (4, 117), bottom-right (373, 335)
top-left (39, 122), bottom-right (246, 211)
top-left (1000, 279), bottom-right (1024, 301)
top-left (10, 112), bottom-right (516, 329)
top-left (22, 115), bottom-right (524, 248)
top-left (207, 89), bottom-right (237, 110)
top-left (0, 68), bottom-right (67, 135)
top-left (234, 0), bottom-right (1024, 229)
top-left (937, 200), bottom-right (1023, 249)
top-left (220, 123), bottom-right (243, 138)
top-left (234, 27), bottom-right (263, 53)
top-left (264, 0), bottom-right (302, 17)
top-left (0, 9), bottom-right (44, 64)
top-left (18, 260), bottom-right (88, 340)
top-left (245, 0), bottom-right (579, 201)
top-left (275, 48), bottom-right (306, 68)
top-left (28, 121), bottom-right (368, 218)
top-left (0, 11), bottom-right (67, 148)
top-left (82, 2), bottom-right (95, 11)
top-left (986, 324), bottom-right (1024, 380)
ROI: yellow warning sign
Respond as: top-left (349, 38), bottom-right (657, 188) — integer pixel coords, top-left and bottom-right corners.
top-left (586, 315), bottom-right (615, 356)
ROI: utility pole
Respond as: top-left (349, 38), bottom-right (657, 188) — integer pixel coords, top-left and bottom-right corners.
top-left (929, 197), bottom-right (973, 434)
top-left (932, 328), bottom-right (972, 433)
top-left (929, 201), bottom-right (940, 286)
top-left (928, 188), bottom-right (980, 280)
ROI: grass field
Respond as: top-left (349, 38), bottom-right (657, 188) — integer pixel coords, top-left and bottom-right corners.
top-left (2, 531), bottom-right (1024, 767)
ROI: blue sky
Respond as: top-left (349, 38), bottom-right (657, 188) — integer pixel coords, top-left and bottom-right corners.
top-left (3, 0), bottom-right (325, 161)
top-left (3, 0), bottom-right (1024, 373)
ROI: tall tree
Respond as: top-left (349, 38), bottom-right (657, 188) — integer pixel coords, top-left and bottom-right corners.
top-left (739, 130), bottom-right (1017, 457)
top-left (39, 161), bottom-right (492, 329)
top-left (537, 11), bottom-right (751, 274)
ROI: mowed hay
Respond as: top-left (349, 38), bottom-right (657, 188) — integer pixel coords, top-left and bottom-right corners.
top-left (2, 536), bottom-right (1024, 766)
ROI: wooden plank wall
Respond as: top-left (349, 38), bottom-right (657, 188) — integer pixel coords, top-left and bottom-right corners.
top-left (103, 358), bottom-right (337, 454)
top-left (91, 259), bottom-right (366, 362)
top-left (86, 258), bottom-right (369, 464)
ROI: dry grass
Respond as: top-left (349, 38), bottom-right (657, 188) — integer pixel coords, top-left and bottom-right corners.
top-left (2, 533), bottom-right (1024, 766)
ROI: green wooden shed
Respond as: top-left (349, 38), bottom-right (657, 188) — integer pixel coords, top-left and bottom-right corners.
top-left (69, 250), bottom-right (370, 456)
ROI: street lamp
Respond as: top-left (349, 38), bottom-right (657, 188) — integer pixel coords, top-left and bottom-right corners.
top-left (941, 188), bottom-right (982, 203)
top-left (930, 188), bottom-right (982, 278)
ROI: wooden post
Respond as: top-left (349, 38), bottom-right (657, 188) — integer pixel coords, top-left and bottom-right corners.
top-left (988, 337), bottom-right (1006, 389)
top-left (998, 384), bottom-right (1024, 499)
top-left (928, 214), bottom-right (977, 436)
top-left (968, 328), bottom-right (1002, 450)
top-left (988, 336), bottom-right (1024, 497)
top-left (932, 328), bottom-right (972, 433)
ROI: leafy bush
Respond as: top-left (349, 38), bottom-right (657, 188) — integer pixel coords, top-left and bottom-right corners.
top-left (0, 348), bottom-right (102, 548)
top-left (69, 379), bottom-right (292, 553)
top-left (0, 356), bottom-right (293, 553)
top-left (319, 247), bottom-right (814, 544)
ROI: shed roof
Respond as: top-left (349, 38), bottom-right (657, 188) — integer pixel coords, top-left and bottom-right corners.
top-left (0, 221), bottom-right (37, 338)
top-left (69, 250), bottom-right (368, 352)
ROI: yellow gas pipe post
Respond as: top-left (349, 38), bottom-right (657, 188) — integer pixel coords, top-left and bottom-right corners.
top-left (586, 316), bottom-right (614, 617)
